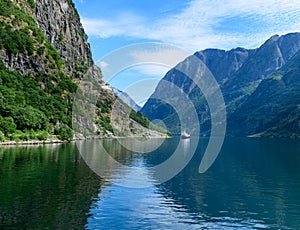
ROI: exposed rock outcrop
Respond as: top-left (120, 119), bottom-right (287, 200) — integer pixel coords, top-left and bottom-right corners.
top-left (34, 0), bottom-right (99, 78)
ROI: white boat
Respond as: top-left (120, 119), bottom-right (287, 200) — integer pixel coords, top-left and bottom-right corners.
top-left (181, 131), bottom-right (190, 139)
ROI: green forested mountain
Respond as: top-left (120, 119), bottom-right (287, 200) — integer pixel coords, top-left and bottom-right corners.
top-left (228, 51), bottom-right (300, 138)
top-left (141, 33), bottom-right (300, 138)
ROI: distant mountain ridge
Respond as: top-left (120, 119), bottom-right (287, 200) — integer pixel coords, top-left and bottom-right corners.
top-left (141, 32), bottom-right (300, 138)
top-left (113, 88), bottom-right (141, 112)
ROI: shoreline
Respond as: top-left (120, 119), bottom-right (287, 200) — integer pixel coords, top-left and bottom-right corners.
top-left (0, 139), bottom-right (68, 146)
top-left (0, 134), bottom-right (171, 146)
top-left (1, 135), bottom-right (298, 146)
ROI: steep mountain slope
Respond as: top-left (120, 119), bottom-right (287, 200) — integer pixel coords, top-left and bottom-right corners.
top-left (141, 33), bottom-right (300, 137)
top-left (195, 47), bottom-right (253, 83)
top-left (141, 47), bottom-right (252, 122)
top-left (223, 33), bottom-right (300, 114)
top-left (229, 51), bottom-right (300, 138)
top-left (34, 0), bottom-right (99, 78)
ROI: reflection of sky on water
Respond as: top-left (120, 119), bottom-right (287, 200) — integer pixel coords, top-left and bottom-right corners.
top-left (87, 183), bottom-right (200, 229)
top-left (76, 138), bottom-right (167, 188)
top-left (77, 138), bottom-right (198, 188)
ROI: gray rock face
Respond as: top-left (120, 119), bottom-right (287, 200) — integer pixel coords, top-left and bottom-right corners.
top-left (34, 0), bottom-right (98, 78)
top-left (194, 47), bottom-right (252, 82)
top-left (1, 0), bottom-right (100, 79)
top-left (0, 51), bottom-right (44, 76)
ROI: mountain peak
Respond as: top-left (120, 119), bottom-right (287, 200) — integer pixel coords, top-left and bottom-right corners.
top-left (268, 34), bottom-right (280, 41)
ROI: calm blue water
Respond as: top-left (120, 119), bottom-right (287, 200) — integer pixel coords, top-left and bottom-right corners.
top-left (0, 138), bottom-right (300, 229)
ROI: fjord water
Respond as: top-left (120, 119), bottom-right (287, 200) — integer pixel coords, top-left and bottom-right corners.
top-left (0, 138), bottom-right (300, 229)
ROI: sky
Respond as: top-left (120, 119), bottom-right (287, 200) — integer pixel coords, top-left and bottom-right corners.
top-left (73, 0), bottom-right (300, 105)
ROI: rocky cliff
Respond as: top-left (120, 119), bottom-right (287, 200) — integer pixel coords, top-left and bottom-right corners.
top-left (34, 0), bottom-right (100, 78)
top-left (0, 0), bottom-right (99, 78)
top-left (194, 47), bottom-right (253, 83)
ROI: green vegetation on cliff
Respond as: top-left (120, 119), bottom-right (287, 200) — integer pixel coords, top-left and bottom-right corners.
top-left (0, 0), bottom-right (63, 69)
top-left (229, 51), bottom-right (300, 138)
top-left (0, 61), bottom-right (76, 141)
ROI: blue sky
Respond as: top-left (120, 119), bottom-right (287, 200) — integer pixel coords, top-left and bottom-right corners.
top-left (73, 0), bottom-right (300, 105)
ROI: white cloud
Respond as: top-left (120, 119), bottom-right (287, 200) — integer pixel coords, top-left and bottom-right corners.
top-left (82, 13), bottom-right (145, 38)
top-left (134, 66), bottom-right (169, 77)
top-left (99, 61), bottom-right (109, 68)
top-left (129, 45), bottom-right (191, 67)
top-left (82, 0), bottom-right (300, 51)
top-left (96, 43), bottom-right (190, 84)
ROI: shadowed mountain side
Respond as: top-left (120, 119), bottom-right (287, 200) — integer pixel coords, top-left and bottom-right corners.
top-left (228, 50), bottom-right (300, 137)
